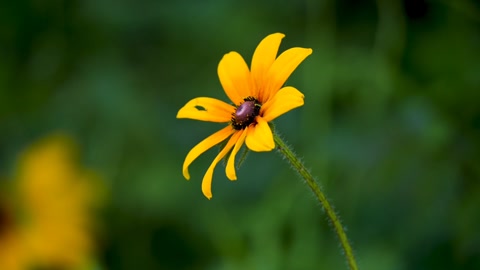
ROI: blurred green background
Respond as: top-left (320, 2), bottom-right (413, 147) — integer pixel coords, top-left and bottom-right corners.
top-left (1, 0), bottom-right (480, 269)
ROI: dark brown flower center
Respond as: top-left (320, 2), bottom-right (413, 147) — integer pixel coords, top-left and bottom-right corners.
top-left (231, 97), bottom-right (261, 130)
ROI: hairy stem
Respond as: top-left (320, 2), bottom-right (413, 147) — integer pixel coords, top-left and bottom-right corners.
top-left (273, 132), bottom-right (358, 270)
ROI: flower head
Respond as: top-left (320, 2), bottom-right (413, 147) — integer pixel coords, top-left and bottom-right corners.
top-left (177, 33), bottom-right (312, 199)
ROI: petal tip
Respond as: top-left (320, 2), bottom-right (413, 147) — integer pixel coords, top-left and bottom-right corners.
top-left (176, 108), bottom-right (185, 119)
top-left (203, 192), bottom-right (212, 200)
top-left (270, 32), bottom-right (285, 39)
top-left (267, 142), bottom-right (275, 151)
top-left (227, 173), bottom-right (237, 181)
top-left (223, 51), bottom-right (239, 58)
top-left (182, 170), bottom-right (191, 180)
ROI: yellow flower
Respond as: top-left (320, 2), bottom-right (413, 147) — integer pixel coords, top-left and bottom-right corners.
top-left (0, 134), bottom-right (103, 270)
top-left (177, 33), bottom-right (312, 199)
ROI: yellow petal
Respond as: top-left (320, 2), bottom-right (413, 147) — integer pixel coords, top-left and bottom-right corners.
top-left (226, 127), bottom-right (248, 180)
top-left (202, 131), bottom-right (242, 199)
top-left (261, 86), bottom-right (305, 122)
top-left (177, 97), bottom-right (234, 122)
top-left (182, 126), bottom-right (233, 180)
top-left (251, 33), bottom-right (285, 100)
top-left (218, 52), bottom-right (253, 105)
top-left (264, 47), bottom-right (312, 101)
top-left (245, 116), bottom-right (275, 152)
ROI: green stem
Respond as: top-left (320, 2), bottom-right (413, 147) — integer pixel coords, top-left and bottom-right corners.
top-left (273, 132), bottom-right (358, 270)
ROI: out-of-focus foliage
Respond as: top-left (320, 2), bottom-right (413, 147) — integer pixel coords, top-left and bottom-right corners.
top-left (1, 0), bottom-right (479, 269)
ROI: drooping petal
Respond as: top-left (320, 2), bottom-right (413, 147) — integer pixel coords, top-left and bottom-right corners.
top-left (202, 131), bottom-right (242, 199)
top-left (263, 47), bottom-right (312, 102)
top-left (245, 116), bottom-right (275, 152)
top-left (251, 33), bottom-right (285, 100)
top-left (261, 86), bottom-right (305, 122)
top-left (218, 52), bottom-right (253, 105)
top-left (177, 97), bottom-right (235, 122)
top-left (226, 127), bottom-right (248, 180)
top-left (182, 126), bottom-right (233, 180)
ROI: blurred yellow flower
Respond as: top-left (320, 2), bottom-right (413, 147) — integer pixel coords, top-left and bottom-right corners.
top-left (0, 134), bottom-right (103, 270)
top-left (177, 33), bottom-right (312, 199)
